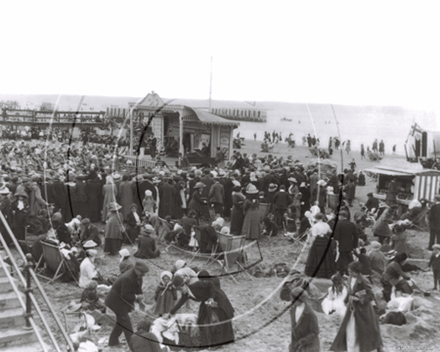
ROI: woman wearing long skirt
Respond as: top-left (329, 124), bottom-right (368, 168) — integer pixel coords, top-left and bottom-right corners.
top-left (241, 184), bottom-right (261, 240)
top-left (168, 276), bottom-right (235, 348)
top-left (305, 213), bottom-right (336, 279)
top-left (102, 176), bottom-right (118, 222)
top-left (330, 261), bottom-right (382, 352)
top-left (104, 202), bottom-right (124, 255)
top-left (230, 185), bottom-right (246, 235)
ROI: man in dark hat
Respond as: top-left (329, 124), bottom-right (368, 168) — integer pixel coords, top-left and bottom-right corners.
top-left (333, 210), bottom-right (358, 276)
top-left (79, 218), bottom-right (101, 247)
top-left (105, 259), bottom-right (149, 349)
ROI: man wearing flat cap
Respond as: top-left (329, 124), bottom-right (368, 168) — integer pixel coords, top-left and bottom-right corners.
top-left (79, 218), bottom-right (101, 247)
top-left (105, 259), bottom-right (149, 349)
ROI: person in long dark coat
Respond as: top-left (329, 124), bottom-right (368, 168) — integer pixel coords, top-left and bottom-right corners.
top-left (74, 176), bottom-right (88, 218)
top-left (64, 181), bottom-right (76, 222)
top-left (330, 261), bottom-right (383, 352)
top-left (11, 190), bottom-right (29, 242)
top-left (85, 176), bottom-right (102, 223)
top-left (289, 287), bottom-right (320, 352)
top-left (119, 174), bottom-right (133, 219)
top-left (172, 178), bottom-right (184, 220)
top-left (230, 186), bottom-right (246, 235)
top-left (168, 275), bottom-right (235, 348)
top-left (52, 174), bottom-right (67, 216)
top-left (104, 203), bottom-right (124, 255)
top-left (188, 182), bottom-right (209, 220)
top-left (241, 185), bottom-right (261, 240)
top-left (220, 174), bottom-right (234, 218)
top-left (125, 204), bottom-right (142, 244)
top-left (134, 225), bottom-right (160, 259)
top-left (159, 178), bottom-right (177, 219)
top-left (105, 261), bottom-right (149, 349)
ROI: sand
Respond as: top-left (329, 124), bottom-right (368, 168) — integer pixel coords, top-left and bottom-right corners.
top-left (15, 140), bottom-right (440, 351)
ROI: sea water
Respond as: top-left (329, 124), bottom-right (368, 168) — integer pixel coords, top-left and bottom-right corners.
top-left (236, 104), bottom-right (439, 155)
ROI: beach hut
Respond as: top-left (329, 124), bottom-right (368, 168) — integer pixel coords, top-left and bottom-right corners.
top-left (364, 158), bottom-right (440, 214)
top-left (127, 92), bottom-right (239, 161)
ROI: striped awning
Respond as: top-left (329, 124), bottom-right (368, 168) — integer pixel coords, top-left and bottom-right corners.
top-left (414, 174), bottom-right (440, 201)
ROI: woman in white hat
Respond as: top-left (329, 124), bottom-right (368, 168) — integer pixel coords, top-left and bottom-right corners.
top-left (79, 249), bottom-right (99, 288)
top-left (119, 248), bottom-right (134, 275)
top-left (241, 183), bottom-right (261, 240)
top-left (142, 190), bottom-right (156, 215)
top-left (104, 202), bottom-right (124, 255)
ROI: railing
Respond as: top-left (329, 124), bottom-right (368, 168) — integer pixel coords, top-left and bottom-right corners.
top-left (0, 211), bottom-right (74, 352)
top-left (126, 154), bottom-right (157, 169)
top-left (0, 255), bottom-right (47, 352)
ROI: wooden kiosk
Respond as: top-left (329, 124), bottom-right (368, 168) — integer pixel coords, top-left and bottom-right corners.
top-left (364, 159), bottom-right (440, 214)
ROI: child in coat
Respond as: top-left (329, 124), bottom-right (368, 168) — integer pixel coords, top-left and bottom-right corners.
top-left (154, 271), bottom-right (177, 316)
top-left (428, 244), bottom-right (440, 290)
top-left (262, 217), bottom-right (278, 237)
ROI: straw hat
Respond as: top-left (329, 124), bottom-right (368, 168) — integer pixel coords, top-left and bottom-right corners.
top-left (108, 202), bottom-right (122, 212)
top-left (119, 248), bottom-right (130, 258)
top-left (0, 186), bottom-right (10, 195)
top-left (64, 301), bottom-right (82, 314)
top-left (194, 182), bottom-right (206, 189)
top-left (268, 183), bottom-right (278, 192)
top-left (246, 184), bottom-right (258, 194)
top-left (174, 260), bottom-right (187, 271)
top-left (83, 240), bottom-right (98, 249)
top-left (143, 224), bottom-right (155, 234)
top-left (288, 177), bottom-right (297, 183)
top-left (317, 180), bottom-right (326, 187)
top-left (370, 241), bottom-right (382, 250)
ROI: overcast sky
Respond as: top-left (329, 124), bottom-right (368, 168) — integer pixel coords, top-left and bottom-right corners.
top-left (1, 1), bottom-right (439, 113)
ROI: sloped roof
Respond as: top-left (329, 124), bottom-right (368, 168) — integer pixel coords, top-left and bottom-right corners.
top-left (184, 108), bottom-right (240, 127)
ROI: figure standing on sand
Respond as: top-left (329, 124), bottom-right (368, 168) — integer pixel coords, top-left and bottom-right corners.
top-left (379, 140), bottom-right (385, 155)
top-left (360, 144), bottom-right (365, 160)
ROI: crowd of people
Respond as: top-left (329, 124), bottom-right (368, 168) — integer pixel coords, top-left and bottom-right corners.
top-left (1, 132), bottom-right (439, 351)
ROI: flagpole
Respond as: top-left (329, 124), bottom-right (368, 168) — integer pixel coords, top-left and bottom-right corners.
top-left (209, 56), bottom-right (213, 112)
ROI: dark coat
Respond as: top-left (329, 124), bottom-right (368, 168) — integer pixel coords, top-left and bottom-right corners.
top-left (289, 303), bottom-right (320, 352)
top-left (201, 175), bottom-right (215, 199)
top-left (134, 234), bottom-right (160, 259)
top-left (52, 180), bottom-right (67, 214)
top-left (131, 330), bottom-right (165, 352)
top-left (330, 274), bottom-right (382, 352)
top-left (428, 203), bottom-right (440, 230)
top-left (80, 224), bottom-right (101, 247)
top-left (85, 179), bottom-right (102, 223)
top-left (273, 190), bottom-right (290, 209)
top-left (428, 253), bottom-right (440, 271)
top-left (105, 268), bottom-right (143, 315)
top-left (209, 182), bottom-right (225, 204)
top-left (159, 183), bottom-right (176, 218)
top-left (333, 219), bottom-right (358, 252)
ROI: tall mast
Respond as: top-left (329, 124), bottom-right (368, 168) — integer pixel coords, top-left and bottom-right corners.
top-left (209, 56), bottom-right (213, 112)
